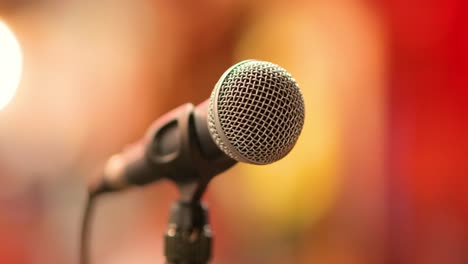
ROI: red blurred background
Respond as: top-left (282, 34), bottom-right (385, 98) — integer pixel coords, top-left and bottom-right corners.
top-left (0, 1), bottom-right (466, 263)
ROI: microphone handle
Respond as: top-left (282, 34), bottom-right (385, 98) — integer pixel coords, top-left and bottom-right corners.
top-left (90, 102), bottom-right (236, 195)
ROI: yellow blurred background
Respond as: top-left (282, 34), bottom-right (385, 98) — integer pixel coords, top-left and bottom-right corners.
top-left (0, 1), bottom-right (466, 264)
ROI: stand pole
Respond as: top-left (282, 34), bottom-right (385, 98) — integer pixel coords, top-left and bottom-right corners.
top-left (164, 201), bottom-right (212, 264)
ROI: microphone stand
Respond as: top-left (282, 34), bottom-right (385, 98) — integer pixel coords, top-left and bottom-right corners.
top-left (164, 181), bottom-right (212, 264)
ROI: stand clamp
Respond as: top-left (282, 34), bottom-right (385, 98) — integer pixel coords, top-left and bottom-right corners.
top-left (165, 201), bottom-right (212, 264)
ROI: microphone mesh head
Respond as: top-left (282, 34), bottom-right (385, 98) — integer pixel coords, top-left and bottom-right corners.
top-left (208, 60), bottom-right (305, 164)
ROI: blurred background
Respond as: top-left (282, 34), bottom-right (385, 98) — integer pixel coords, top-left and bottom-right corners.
top-left (0, 0), bottom-right (466, 263)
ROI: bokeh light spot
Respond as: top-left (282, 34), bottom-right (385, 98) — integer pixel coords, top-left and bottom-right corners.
top-left (0, 19), bottom-right (23, 111)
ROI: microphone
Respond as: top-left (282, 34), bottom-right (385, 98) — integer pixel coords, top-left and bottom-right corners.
top-left (89, 60), bottom-right (305, 195)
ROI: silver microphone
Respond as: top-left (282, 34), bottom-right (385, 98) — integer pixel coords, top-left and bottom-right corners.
top-left (90, 60), bottom-right (305, 194)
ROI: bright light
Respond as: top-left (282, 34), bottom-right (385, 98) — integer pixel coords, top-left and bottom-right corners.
top-left (0, 20), bottom-right (23, 111)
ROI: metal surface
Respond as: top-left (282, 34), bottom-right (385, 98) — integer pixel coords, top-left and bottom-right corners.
top-left (208, 60), bottom-right (305, 164)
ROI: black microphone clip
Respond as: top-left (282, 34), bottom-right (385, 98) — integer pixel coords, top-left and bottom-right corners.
top-left (90, 102), bottom-right (236, 197)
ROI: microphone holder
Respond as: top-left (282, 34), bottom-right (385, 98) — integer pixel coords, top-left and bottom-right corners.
top-left (164, 181), bottom-right (212, 264)
top-left (153, 103), bottom-right (236, 264)
top-left (110, 103), bottom-right (236, 263)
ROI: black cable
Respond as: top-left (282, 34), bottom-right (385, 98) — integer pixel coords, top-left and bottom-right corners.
top-left (80, 192), bottom-right (98, 264)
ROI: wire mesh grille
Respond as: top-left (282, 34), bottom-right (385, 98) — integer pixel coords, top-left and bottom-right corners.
top-left (208, 60), bottom-right (305, 164)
